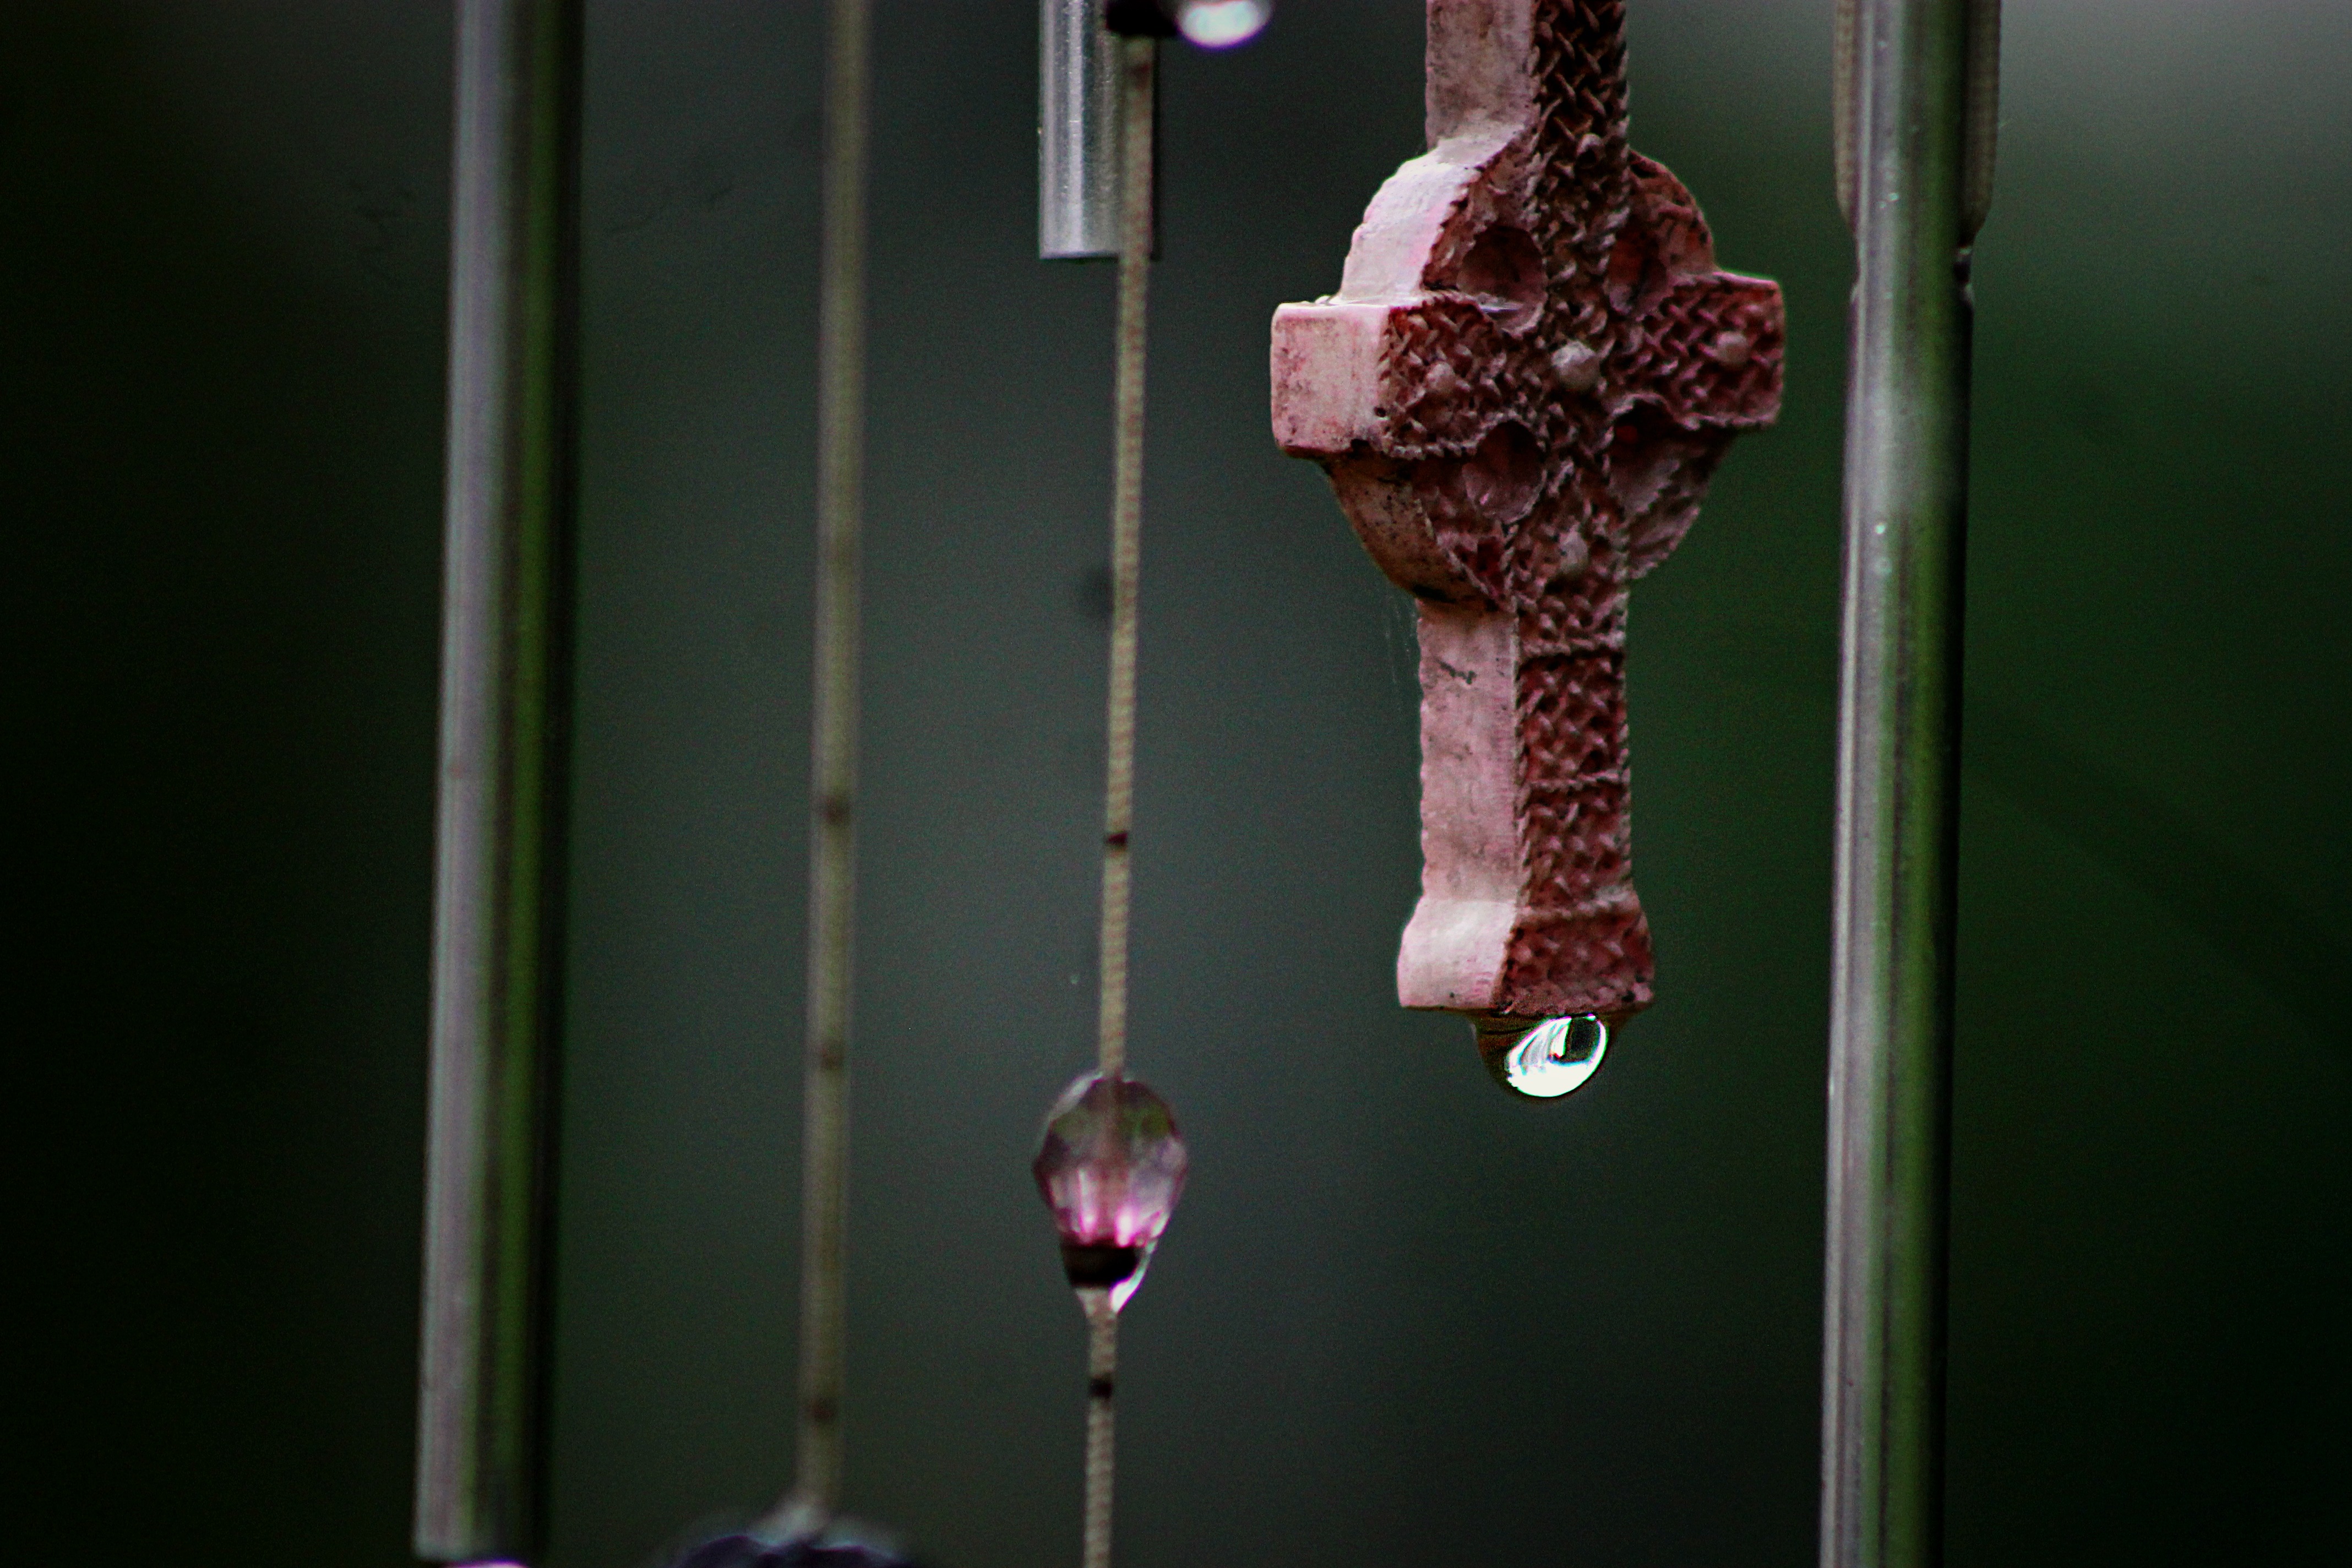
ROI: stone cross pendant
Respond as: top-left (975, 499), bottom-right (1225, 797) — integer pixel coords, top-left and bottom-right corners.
top-left (1272, 0), bottom-right (1783, 1035)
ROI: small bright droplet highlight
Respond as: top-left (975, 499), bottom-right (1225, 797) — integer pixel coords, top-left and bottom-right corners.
top-left (1477, 1014), bottom-right (1609, 1099)
top-left (1178, 0), bottom-right (1272, 48)
top-left (1032, 1073), bottom-right (1188, 1311)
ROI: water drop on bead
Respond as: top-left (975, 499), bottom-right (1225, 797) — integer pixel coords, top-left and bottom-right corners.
top-left (1177, 0), bottom-right (1272, 50)
top-left (1032, 1074), bottom-right (1189, 1311)
top-left (1476, 1014), bottom-right (1609, 1099)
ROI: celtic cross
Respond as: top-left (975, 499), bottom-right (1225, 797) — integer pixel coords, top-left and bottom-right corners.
top-left (1272, 0), bottom-right (1783, 1030)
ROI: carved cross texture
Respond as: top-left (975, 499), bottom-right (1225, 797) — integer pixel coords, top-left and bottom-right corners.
top-left (1271, 0), bottom-right (1782, 1025)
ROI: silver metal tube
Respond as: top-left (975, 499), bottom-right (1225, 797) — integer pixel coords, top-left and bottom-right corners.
top-left (1821, 2), bottom-right (1995, 1565)
top-left (415, 1), bottom-right (584, 1559)
top-left (1041, 0), bottom-right (1122, 259)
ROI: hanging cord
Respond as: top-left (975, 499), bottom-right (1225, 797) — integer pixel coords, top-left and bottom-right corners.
top-left (1081, 32), bottom-right (1157, 1568)
top-left (1096, 46), bottom-right (1154, 1090)
top-left (783, 0), bottom-right (870, 1533)
top-left (1081, 1289), bottom-right (1120, 1568)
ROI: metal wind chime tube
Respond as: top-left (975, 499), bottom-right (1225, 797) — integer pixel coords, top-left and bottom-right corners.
top-left (779, 0), bottom-right (873, 1536)
top-left (1039, 0), bottom-right (1123, 259)
top-left (414, 0), bottom-right (585, 1561)
top-left (1821, 2), bottom-right (1998, 1565)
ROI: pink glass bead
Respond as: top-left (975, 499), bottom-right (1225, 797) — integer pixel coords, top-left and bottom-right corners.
top-left (1031, 1073), bottom-right (1188, 1311)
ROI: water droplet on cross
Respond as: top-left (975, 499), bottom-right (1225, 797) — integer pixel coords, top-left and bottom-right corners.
top-left (1477, 1012), bottom-right (1610, 1099)
top-left (1271, 0), bottom-right (1784, 1081)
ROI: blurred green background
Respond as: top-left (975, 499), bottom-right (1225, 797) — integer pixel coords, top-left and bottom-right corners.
top-left (6, 2), bottom-right (2344, 1564)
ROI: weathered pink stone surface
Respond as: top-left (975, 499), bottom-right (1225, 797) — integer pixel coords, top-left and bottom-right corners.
top-left (1272, 0), bottom-right (1783, 1023)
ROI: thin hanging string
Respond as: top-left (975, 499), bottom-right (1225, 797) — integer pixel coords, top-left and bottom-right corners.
top-left (1082, 33), bottom-right (1156, 1568)
top-left (1096, 39), bottom-right (1153, 1087)
top-left (1082, 1289), bottom-right (1120, 1568)
top-left (787, 0), bottom-right (870, 1529)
